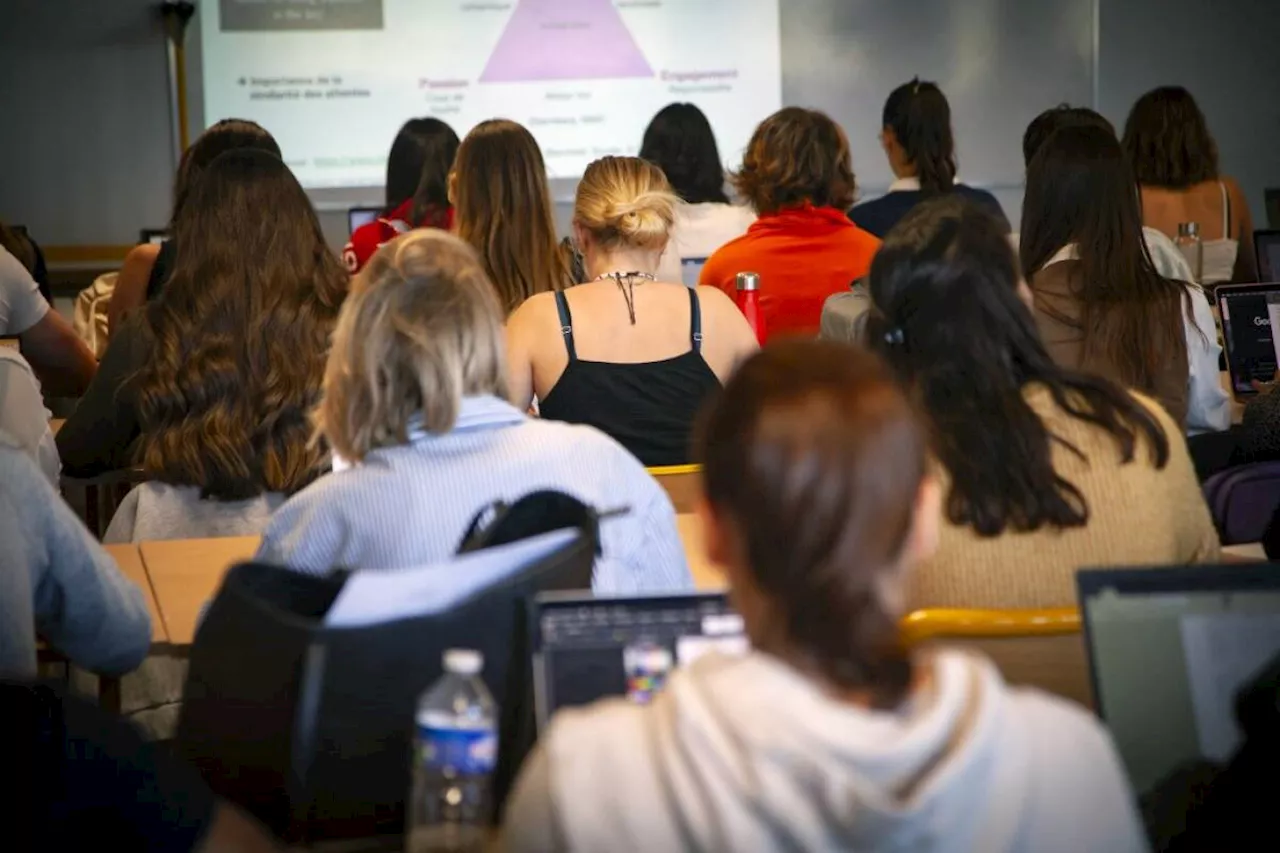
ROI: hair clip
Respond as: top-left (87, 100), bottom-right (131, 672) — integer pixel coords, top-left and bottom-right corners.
top-left (884, 327), bottom-right (906, 346)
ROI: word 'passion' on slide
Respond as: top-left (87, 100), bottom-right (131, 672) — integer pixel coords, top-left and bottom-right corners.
top-left (200, 0), bottom-right (783, 189)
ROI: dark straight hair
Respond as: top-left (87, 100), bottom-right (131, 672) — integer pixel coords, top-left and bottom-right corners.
top-left (1122, 86), bottom-right (1220, 189)
top-left (639, 103), bottom-right (729, 205)
top-left (866, 197), bottom-right (1170, 537)
top-left (384, 118), bottom-right (460, 222)
top-left (1021, 124), bottom-right (1190, 400)
top-left (1021, 104), bottom-right (1115, 167)
top-left (883, 78), bottom-right (956, 194)
top-left (696, 340), bottom-right (924, 709)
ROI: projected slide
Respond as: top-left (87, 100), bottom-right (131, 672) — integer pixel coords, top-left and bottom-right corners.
top-left (200, 0), bottom-right (783, 189)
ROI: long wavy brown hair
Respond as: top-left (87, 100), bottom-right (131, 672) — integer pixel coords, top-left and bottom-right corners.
top-left (134, 148), bottom-right (347, 500)
top-left (452, 119), bottom-right (573, 313)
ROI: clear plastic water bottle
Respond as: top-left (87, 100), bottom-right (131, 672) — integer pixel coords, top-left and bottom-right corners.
top-left (406, 649), bottom-right (497, 853)
top-left (1176, 222), bottom-right (1204, 286)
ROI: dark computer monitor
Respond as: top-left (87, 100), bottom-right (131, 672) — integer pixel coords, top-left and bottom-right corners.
top-left (1215, 282), bottom-right (1280, 398)
top-left (529, 592), bottom-right (747, 730)
top-left (1077, 564), bottom-right (1280, 795)
top-left (1265, 189), bottom-right (1280, 230)
top-left (1254, 229), bottom-right (1280, 282)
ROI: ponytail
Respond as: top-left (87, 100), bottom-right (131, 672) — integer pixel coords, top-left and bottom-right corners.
top-left (883, 78), bottom-right (957, 195)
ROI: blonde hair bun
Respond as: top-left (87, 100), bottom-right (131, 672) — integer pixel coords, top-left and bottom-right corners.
top-left (576, 157), bottom-right (680, 252)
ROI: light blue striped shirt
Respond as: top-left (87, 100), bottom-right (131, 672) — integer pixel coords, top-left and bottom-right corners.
top-left (255, 396), bottom-right (693, 595)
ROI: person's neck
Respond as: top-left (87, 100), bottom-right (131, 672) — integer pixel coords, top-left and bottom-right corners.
top-left (585, 248), bottom-right (663, 280)
top-left (890, 159), bottom-right (918, 180)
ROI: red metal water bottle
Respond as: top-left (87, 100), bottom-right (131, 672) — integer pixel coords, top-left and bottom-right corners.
top-left (736, 272), bottom-right (767, 345)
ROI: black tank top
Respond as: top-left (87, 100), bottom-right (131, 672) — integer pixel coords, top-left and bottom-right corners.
top-left (538, 287), bottom-right (721, 467)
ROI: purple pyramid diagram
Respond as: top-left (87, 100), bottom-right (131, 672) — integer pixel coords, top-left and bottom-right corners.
top-left (480, 0), bottom-right (653, 83)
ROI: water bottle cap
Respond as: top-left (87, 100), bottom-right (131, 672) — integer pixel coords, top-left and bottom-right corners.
top-left (1178, 222), bottom-right (1200, 237)
top-left (443, 649), bottom-right (483, 675)
top-left (736, 271), bottom-right (760, 291)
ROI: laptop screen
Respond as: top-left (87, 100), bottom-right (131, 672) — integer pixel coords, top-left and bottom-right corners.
top-left (347, 206), bottom-right (381, 236)
top-left (531, 593), bottom-right (747, 728)
top-left (1217, 283), bottom-right (1280, 395)
top-left (1078, 565), bottom-right (1280, 795)
top-left (1256, 230), bottom-right (1280, 282)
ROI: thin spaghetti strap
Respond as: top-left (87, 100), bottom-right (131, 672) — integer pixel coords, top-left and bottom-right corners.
top-left (1220, 181), bottom-right (1231, 238)
top-left (688, 287), bottom-right (703, 353)
top-left (554, 290), bottom-right (577, 361)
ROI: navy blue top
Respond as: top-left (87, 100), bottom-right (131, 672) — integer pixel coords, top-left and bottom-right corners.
top-left (849, 185), bottom-right (1009, 239)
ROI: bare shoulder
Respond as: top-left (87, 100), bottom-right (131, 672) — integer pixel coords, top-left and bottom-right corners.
top-left (507, 289), bottom-right (561, 330)
top-left (694, 284), bottom-right (740, 314)
top-left (122, 242), bottom-right (161, 270)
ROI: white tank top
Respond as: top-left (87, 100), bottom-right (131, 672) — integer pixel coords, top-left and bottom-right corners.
top-left (1199, 181), bottom-right (1238, 286)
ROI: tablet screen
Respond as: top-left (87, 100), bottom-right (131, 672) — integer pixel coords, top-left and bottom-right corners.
top-left (1219, 286), bottom-right (1280, 395)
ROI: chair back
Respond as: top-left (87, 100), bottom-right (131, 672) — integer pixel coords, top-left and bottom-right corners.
top-left (175, 534), bottom-right (594, 842)
top-left (648, 464), bottom-right (700, 514)
top-left (1203, 461), bottom-right (1280, 545)
top-left (901, 607), bottom-right (1090, 708)
top-left (60, 468), bottom-right (147, 539)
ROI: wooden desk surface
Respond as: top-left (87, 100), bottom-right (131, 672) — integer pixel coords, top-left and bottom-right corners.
top-left (103, 544), bottom-right (167, 644)
top-left (139, 536), bottom-right (260, 646)
top-left (138, 519), bottom-right (721, 645)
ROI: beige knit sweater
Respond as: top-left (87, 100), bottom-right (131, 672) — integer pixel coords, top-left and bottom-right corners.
top-left (907, 385), bottom-right (1220, 611)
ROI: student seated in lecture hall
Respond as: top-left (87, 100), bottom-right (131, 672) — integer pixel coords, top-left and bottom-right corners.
top-left (639, 102), bottom-right (757, 283)
top-left (450, 118), bottom-right (577, 315)
top-left (56, 149), bottom-right (348, 542)
top-left (0, 439), bottom-right (150, 679)
top-left (505, 156), bottom-right (758, 467)
top-left (848, 77), bottom-right (1008, 238)
top-left (0, 243), bottom-right (96, 397)
top-left (109, 118), bottom-right (282, 338)
top-left (864, 197), bottom-right (1218, 610)
top-left (1020, 105), bottom-right (1200, 284)
top-left (1018, 105), bottom-right (1229, 438)
top-left (0, 346), bottom-right (59, 487)
top-left (1021, 123), bottom-right (1229, 434)
top-left (342, 117), bottom-right (459, 274)
top-left (499, 341), bottom-right (1148, 853)
top-left (1123, 85), bottom-right (1257, 286)
top-left (255, 229), bottom-right (693, 595)
top-left (698, 107), bottom-right (881, 337)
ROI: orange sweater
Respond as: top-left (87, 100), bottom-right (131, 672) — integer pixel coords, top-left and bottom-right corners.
top-left (700, 205), bottom-right (881, 338)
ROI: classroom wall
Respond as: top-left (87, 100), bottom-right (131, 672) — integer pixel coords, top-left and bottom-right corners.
top-left (1096, 0), bottom-right (1280, 223)
top-left (1, 0), bottom-right (1276, 253)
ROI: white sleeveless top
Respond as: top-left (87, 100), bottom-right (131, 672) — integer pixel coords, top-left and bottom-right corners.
top-left (1199, 181), bottom-right (1238, 286)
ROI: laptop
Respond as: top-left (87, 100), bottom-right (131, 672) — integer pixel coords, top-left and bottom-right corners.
top-left (529, 592), bottom-right (748, 730)
top-left (347, 206), bottom-right (381, 236)
top-left (139, 228), bottom-right (167, 245)
top-left (1077, 564), bottom-right (1280, 795)
top-left (1255, 229), bottom-right (1280, 282)
top-left (1216, 282), bottom-right (1280, 398)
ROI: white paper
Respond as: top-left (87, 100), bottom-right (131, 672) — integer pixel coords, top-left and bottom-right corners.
top-left (324, 529), bottom-right (579, 628)
top-left (1179, 612), bottom-right (1280, 760)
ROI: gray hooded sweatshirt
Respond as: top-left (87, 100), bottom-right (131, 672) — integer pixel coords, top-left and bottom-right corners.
top-left (501, 649), bottom-right (1149, 852)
